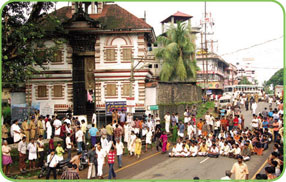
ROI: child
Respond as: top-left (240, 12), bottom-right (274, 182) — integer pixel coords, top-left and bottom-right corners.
top-left (56, 142), bottom-right (65, 161)
top-left (169, 144), bottom-right (177, 157)
top-left (27, 138), bottom-right (37, 170)
top-left (135, 134), bottom-right (142, 159)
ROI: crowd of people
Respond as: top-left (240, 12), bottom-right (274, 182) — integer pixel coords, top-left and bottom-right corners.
top-left (1, 93), bottom-right (284, 180)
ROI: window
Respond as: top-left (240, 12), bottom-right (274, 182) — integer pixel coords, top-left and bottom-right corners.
top-left (38, 86), bottom-right (47, 98)
top-left (105, 49), bottom-right (116, 61)
top-left (122, 84), bottom-right (130, 96)
top-left (53, 50), bottom-right (62, 62)
top-left (106, 84), bottom-right (116, 96)
top-left (154, 64), bottom-right (159, 68)
top-left (122, 48), bottom-right (132, 61)
top-left (148, 64), bottom-right (152, 68)
top-left (54, 85), bottom-right (63, 97)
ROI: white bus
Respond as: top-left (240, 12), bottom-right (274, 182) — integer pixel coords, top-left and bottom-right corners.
top-left (223, 85), bottom-right (263, 97)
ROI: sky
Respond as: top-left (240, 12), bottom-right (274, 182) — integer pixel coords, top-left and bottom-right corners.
top-left (1, 0), bottom-right (284, 85)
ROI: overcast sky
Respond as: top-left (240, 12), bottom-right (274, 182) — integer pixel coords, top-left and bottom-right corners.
top-left (1, 1), bottom-right (284, 85)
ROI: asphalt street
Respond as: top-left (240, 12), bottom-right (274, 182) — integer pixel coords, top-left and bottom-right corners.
top-left (113, 102), bottom-right (273, 180)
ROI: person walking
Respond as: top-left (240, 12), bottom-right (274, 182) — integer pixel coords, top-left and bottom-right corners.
top-left (37, 135), bottom-right (45, 168)
top-left (107, 146), bottom-right (116, 179)
top-left (88, 124), bottom-right (99, 147)
top-left (96, 144), bottom-right (106, 179)
top-left (135, 134), bottom-right (142, 159)
top-left (66, 133), bottom-right (73, 159)
top-left (2, 140), bottom-right (12, 176)
top-left (18, 136), bottom-right (27, 173)
top-left (164, 112), bottom-right (171, 133)
top-left (115, 139), bottom-right (124, 168)
top-left (27, 138), bottom-right (37, 170)
top-left (230, 155), bottom-right (249, 180)
top-left (87, 145), bottom-right (97, 179)
top-left (75, 126), bottom-right (84, 152)
top-left (160, 131), bottom-right (168, 153)
top-left (46, 150), bottom-right (59, 180)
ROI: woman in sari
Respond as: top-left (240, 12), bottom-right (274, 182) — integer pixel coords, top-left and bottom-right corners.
top-left (160, 131), bottom-right (168, 153)
top-left (171, 124), bottom-right (178, 143)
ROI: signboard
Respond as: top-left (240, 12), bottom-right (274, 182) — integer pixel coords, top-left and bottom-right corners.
top-left (105, 101), bottom-right (127, 115)
top-left (11, 103), bottom-right (39, 122)
top-left (206, 90), bottom-right (212, 95)
top-left (40, 103), bottom-right (54, 116)
top-left (126, 97), bottom-right (135, 113)
top-left (150, 105), bottom-right (159, 110)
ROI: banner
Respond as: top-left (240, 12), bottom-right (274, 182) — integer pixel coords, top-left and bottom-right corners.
top-left (105, 101), bottom-right (126, 115)
top-left (40, 103), bottom-right (54, 117)
top-left (11, 103), bottom-right (40, 122)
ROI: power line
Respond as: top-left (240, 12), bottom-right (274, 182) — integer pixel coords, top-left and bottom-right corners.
top-left (221, 36), bottom-right (283, 56)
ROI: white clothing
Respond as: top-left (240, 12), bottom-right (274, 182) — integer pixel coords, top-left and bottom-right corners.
top-left (53, 119), bottom-right (62, 136)
top-left (11, 124), bottom-right (21, 143)
top-left (234, 148), bottom-right (241, 155)
top-left (124, 124), bottom-right (130, 143)
top-left (101, 138), bottom-right (109, 153)
top-left (128, 134), bottom-right (136, 153)
top-left (47, 154), bottom-right (59, 168)
top-left (87, 163), bottom-right (96, 179)
top-left (66, 137), bottom-right (72, 149)
top-left (41, 120), bottom-right (46, 130)
top-left (189, 146), bottom-right (198, 156)
top-left (97, 149), bottom-right (106, 176)
top-left (146, 131), bottom-right (152, 144)
top-left (46, 121), bottom-right (52, 139)
top-left (205, 115), bottom-right (211, 125)
top-left (187, 125), bottom-right (196, 139)
top-left (184, 112), bottom-right (189, 123)
top-left (210, 147), bottom-right (219, 154)
top-left (64, 119), bottom-right (71, 125)
top-left (251, 119), bottom-right (259, 128)
top-left (116, 142), bottom-right (124, 155)
top-left (164, 115), bottom-right (171, 133)
top-left (221, 176), bottom-right (231, 180)
top-left (76, 130), bottom-right (84, 142)
top-left (27, 143), bottom-right (37, 160)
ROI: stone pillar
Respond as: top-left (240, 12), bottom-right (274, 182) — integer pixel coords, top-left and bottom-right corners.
top-left (161, 23), bottom-right (164, 34)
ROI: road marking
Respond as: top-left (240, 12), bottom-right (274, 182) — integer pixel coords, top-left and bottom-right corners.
top-left (251, 157), bottom-right (269, 179)
top-left (199, 157), bottom-right (209, 164)
top-left (103, 151), bottom-right (161, 178)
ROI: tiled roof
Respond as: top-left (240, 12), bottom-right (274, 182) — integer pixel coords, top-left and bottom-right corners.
top-left (53, 4), bottom-right (152, 30)
top-left (161, 11), bottom-right (193, 23)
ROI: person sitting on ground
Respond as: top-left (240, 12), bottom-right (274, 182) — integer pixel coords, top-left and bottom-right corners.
top-left (208, 144), bottom-right (219, 158)
top-left (61, 162), bottom-right (80, 180)
top-left (233, 144), bottom-right (241, 159)
top-left (198, 142), bottom-right (208, 156)
top-left (189, 142), bottom-right (198, 157)
top-left (177, 144), bottom-right (190, 157)
top-left (270, 160), bottom-right (281, 177)
top-left (255, 173), bottom-right (268, 180)
top-left (241, 142), bottom-right (251, 161)
top-left (220, 142), bottom-right (230, 156)
top-left (169, 144), bottom-right (178, 157)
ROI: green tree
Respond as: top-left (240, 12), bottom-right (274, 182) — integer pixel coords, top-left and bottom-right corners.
top-left (238, 76), bottom-right (252, 85)
top-left (2, 2), bottom-right (64, 88)
top-left (154, 22), bottom-right (198, 82)
top-left (266, 68), bottom-right (283, 87)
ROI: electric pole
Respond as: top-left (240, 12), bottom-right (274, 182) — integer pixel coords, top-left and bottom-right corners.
top-left (204, 1), bottom-right (209, 97)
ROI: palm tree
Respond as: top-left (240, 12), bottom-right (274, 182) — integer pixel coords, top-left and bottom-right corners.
top-left (154, 22), bottom-right (197, 82)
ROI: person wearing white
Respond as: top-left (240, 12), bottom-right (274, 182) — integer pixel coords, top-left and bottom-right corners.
top-left (53, 118), bottom-right (62, 136)
top-left (124, 124), bottom-right (130, 143)
top-left (126, 113), bottom-right (133, 125)
top-left (220, 142), bottom-right (231, 156)
top-left (234, 144), bottom-right (241, 157)
top-left (75, 127), bottom-right (84, 152)
top-left (184, 110), bottom-right (189, 124)
top-left (177, 145), bottom-right (190, 157)
top-left (164, 113), bottom-right (171, 133)
top-left (46, 151), bottom-right (59, 179)
top-left (46, 120), bottom-right (52, 139)
top-left (116, 140), bottom-right (124, 168)
top-left (189, 143), bottom-right (198, 157)
top-left (27, 139), bottom-right (37, 169)
top-left (252, 102), bottom-right (257, 114)
top-left (221, 170), bottom-right (232, 180)
top-left (64, 118), bottom-right (71, 125)
top-left (187, 123), bottom-right (196, 139)
top-left (96, 145), bottom-right (106, 178)
top-left (11, 120), bottom-right (22, 143)
top-left (251, 115), bottom-right (259, 129)
top-left (128, 132), bottom-right (136, 155)
top-left (169, 144), bottom-right (178, 157)
top-left (100, 136), bottom-right (109, 154)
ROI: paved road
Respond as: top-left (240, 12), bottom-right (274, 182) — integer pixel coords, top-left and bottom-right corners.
top-left (114, 102), bottom-right (273, 180)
